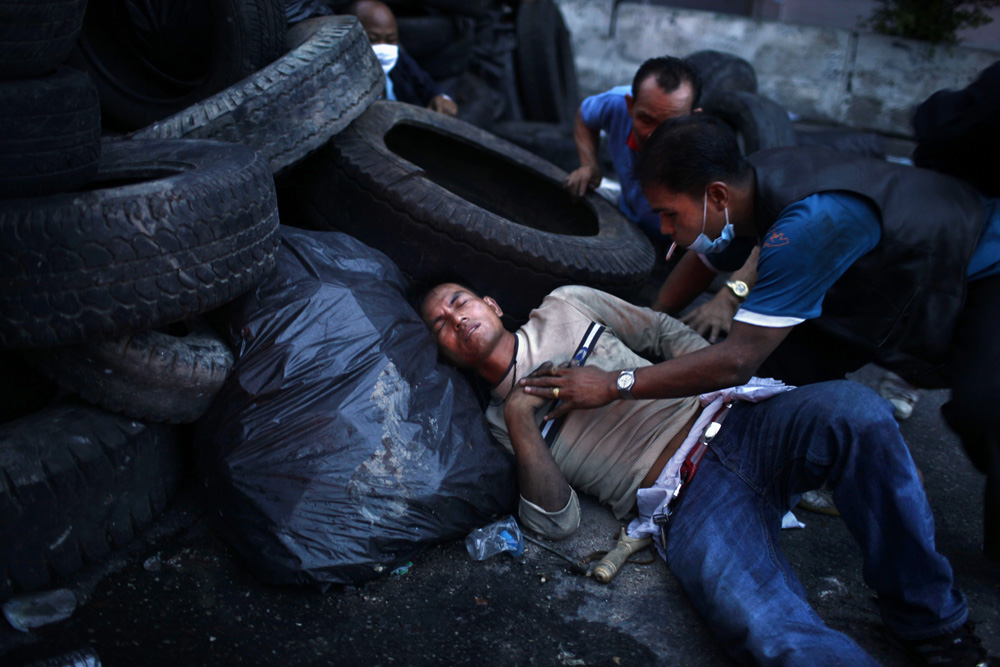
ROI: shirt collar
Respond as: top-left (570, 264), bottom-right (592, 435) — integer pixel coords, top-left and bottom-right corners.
top-left (626, 131), bottom-right (640, 152)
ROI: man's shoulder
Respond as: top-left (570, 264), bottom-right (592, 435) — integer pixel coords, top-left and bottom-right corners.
top-left (581, 86), bottom-right (631, 121)
top-left (547, 285), bottom-right (607, 304)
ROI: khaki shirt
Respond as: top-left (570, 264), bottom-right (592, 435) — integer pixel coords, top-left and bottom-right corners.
top-left (486, 286), bottom-right (708, 538)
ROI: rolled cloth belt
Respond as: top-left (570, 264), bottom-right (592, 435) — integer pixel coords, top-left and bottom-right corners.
top-left (653, 402), bottom-right (733, 549)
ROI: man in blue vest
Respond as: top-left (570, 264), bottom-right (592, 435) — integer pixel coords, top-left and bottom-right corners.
top-left (522, 114), bottom-right (1000, 569)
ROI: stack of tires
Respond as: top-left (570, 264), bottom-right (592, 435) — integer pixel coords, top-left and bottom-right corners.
top-left (0, 0), bottom-right (655, 601)
top-left (686, 50), bottom-right (797, 155)
top-left (471, 0), bottom-right (586, 172)
top-left (0, 1), bottom-right (385, 602)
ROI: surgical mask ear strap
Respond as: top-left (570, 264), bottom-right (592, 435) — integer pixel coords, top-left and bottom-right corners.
top-left (701, 189), bottom-right (708, 236)
top-left (724, 206), bottom-right (729, 226)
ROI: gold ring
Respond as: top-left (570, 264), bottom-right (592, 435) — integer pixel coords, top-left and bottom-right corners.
top-left (553, 387), bottom-right (560, 399)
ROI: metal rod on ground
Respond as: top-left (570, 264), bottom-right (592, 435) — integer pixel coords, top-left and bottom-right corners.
top-left (522, 534), bottom-right (591, 575)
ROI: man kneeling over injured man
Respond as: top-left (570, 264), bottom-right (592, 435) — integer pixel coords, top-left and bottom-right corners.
top-left (419, 282), bottom-right (997, 667)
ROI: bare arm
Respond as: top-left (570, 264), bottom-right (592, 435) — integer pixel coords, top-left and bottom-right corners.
top-left (520, 321), bottom-right (794, 420)
top-left (504, 363), bottom-right (573, 511)
top-left (681, 246), bottom-right (760, 343)
top-left (651, 250), bottom-right (717, 314)
top-left (563, 108), bottom-right (602, 198)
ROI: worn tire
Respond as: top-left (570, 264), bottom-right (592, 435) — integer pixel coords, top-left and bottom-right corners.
top-left (704, 90), bottom-right (796, 155)
top-left (0, 67), bottom-right (101, 199)
top-left (396, 13), bottom-right (458, 59)
top-left (515, 0), bottom-right (579, 124)
top-left (406, 16), bottom-right (475, 82)
top-left (68, 0), bottom-right (286, 131)
top-left (683, 50), bottom-right (757, 107)
top-left (287, 101), bottom-right (653, 325)
top-left (0, 400), bottom-right (182, 599)
top-left (445, 70), bottom-right (506, 130)
top-left (131, 16), bottom-right (381, 175)
top-left (31, 320), bottom-right (234, 424)
top-left (491, 120), bottom-right (585, 173)
top-left (0, 352), bottom-right (57, 425)
top-left (0, 138), bottom-right (280, 350)
top-left (387, 0), bottom-right (495, 18)
top-left (0, 0), bottom-right (89, 79)
top-left (795, 127), bottom-right (886, 159)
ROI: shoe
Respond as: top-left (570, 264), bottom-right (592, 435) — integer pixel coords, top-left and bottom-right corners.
top-left (796, 486), bottom-right (840, 516)
top-left (878, 370), bottom-right (920, 421)
top-left (892, 621), bottom-right (999, 666)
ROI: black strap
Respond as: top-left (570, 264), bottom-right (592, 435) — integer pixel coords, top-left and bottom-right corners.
top-left (540, 322), bottom-right (605, 446)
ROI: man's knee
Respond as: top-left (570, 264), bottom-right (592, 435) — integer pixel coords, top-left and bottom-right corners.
top-left (803, 380), bottom-right (897, 432)
top-left (786, 381), bottom-right (903, 469)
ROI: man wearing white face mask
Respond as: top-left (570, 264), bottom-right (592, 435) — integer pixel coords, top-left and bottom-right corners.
top-left (345, 0), bottom-right (457, 116)
top-left (520, 113), bottom-right (1000, 569)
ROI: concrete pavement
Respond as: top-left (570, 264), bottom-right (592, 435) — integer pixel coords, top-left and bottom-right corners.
top-left (1, 361), bottom-right (997, 666)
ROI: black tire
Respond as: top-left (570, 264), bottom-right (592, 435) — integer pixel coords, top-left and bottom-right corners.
top-left (0, 400), bottom-right (182, 599)
top-left (0, 351), bottom-right (57, 425)
top-left (490, 120), bottom-right (585, 173)
top-left (131, 15), bottom-right (382, 175)
top-left (703, 90), bottom-right (797, 155)
top-left (515, 0), bottom-right (579, 124)
top-left (407, 18), bottom-right (475, 82)
top-left (396, 14), bottom-right (458, 59)
top-left (795, 127), bottom-right (887, 159)
top-left (68, 0), bottom-right (286, 132)
top-left (445, 70), bottom-right (506, 130)
top-left (21, 647), bottom-right (101, 667)
top-left (287, 101), bottom-right (653, 325)
top-left (387, 0), bottom-right (495, 18)
top-left (0, 138), bottom-right (280, 350)
top-left (683, 50), bottom-right (757, 107)
top-left (0, 67), bottom-right (101, 200)
top-left (0, 0), bottom-right (89, 79)
top-left (31, 320), bottom-right (235, 424)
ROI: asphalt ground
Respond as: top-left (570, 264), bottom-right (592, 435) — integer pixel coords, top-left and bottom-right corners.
top-left (1, 331), bottom-right (998, 667)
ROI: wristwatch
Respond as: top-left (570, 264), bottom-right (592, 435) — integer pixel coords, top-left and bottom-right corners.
top-left (617, 368), bottom-right (637, 400)
top-left (725, 279), bottom-right (750, 300)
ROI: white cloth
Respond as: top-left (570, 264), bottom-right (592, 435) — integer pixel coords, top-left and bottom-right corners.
top-left (627, 377), bottom-right (795, 542)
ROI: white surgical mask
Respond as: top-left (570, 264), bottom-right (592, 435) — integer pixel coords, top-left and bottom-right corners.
top-left (687, 189), bottom-right (734, 255)
top-left (371, 43), bottom-right (398, 75)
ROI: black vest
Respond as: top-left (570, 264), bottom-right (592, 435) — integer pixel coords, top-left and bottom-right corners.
top-left (748, 147), bottom-right (985, 384)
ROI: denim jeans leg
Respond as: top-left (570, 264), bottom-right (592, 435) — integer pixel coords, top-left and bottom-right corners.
top-left (666, 446), bottom-right (878, 667)
top-left (707, 380), bottom-right (967, 641)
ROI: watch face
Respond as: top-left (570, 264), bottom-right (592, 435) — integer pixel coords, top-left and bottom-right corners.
top-left (728, 281), bottom-right (749, 298)
top-left (617, 371), bottom-right (634, 391)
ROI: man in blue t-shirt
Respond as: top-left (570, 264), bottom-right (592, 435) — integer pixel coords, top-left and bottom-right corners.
top-left (564, 57), bottom-right (701, 243)
top-left (523, 115), bottom-right (1000, 572)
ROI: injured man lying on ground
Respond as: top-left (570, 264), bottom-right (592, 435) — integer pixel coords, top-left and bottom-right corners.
top-left (419, 281), bottom-right (998, 667)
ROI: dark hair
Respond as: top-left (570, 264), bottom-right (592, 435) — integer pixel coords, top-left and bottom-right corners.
top-left (634, 115), bottom-right (749, 197)
top-left (631, 56), bottom-right (703, 108)
top-left (409, 274), bottom-right (483, 320)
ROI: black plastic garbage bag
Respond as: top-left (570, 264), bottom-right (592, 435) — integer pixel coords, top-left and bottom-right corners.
top-left (196, 227), bottom-right (517, 588)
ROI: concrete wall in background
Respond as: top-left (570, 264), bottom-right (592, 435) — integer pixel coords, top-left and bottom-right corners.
top-left (556, 0), bottom-right (999, 137)
top-left (749, 0), bottom-right (999, 50)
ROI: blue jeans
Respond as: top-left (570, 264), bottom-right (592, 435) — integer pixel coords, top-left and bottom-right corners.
top-left (664, 380), bottom-right (967, 667)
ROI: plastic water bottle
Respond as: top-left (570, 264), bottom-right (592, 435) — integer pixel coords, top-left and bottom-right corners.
top-left (465, 516), bottom-right (525, 560)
